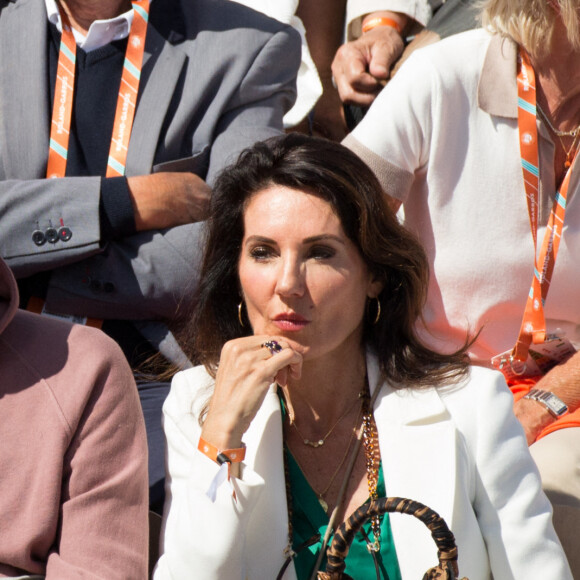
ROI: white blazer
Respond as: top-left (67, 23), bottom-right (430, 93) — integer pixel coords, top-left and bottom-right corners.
top-left (154, 354), bottom-right (571, 579)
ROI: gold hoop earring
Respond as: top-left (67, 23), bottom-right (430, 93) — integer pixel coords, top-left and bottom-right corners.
top-left (237, 301), bottom-right (245, 327)
top-left (372, 297), bottom-right (381, 325)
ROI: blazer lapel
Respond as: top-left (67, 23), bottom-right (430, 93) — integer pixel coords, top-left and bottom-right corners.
top-left (243, 385), bottom-right (297, 580)
top-left (368, 355), bottom-right (459, 579)
top-left (0, 0), bottom-right (50, 179)
top-left (126, 22), bottom-right (186, 175)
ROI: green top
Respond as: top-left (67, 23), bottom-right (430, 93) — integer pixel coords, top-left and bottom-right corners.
top-left (279, 389), bottom-right (401, 580)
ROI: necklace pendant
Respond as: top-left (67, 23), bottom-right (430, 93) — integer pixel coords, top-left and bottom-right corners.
top-left (318, 496), bottom-right (328, 512)
top-left (304, 439), bottom-right (324, 448)
top-left (565, 159), bottom-right (572, 169)
top-left (367, 540), bottom-right (381, 553)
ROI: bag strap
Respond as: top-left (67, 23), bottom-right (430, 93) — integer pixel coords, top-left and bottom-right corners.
top-left (318, 497), bottom-right (468, 580)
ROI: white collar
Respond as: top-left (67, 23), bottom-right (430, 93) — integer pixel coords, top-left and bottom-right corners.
top-left (45, 0), bottom-right (142, 52)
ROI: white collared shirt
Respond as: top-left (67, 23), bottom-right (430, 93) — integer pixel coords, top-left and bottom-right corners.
top-left (45, 0), bottom-right (136, 52)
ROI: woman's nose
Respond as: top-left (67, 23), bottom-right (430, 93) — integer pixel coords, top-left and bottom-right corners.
top-left (275, 257), bottom-right (305, 297)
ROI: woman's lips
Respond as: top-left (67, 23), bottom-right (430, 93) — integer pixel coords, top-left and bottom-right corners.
top-left (272, 314), bottom-right (310, 332)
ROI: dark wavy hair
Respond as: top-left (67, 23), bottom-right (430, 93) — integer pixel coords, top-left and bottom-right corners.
top-left (182, 133), bottom-right (469, 388)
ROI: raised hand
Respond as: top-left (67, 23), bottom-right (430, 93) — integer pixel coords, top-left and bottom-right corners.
top-left (201, 336), bottom-right (302, 452)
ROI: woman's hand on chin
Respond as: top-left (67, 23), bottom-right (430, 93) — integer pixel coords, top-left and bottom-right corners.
top-left (201, 335), bottom-right (302, 450)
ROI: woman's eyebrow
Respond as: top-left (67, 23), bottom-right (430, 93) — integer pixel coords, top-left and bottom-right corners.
top-left (243, 235), bottom-right (276, 245)
top-left (243, 234), bottom-right (346, 246)
top-left (302, 234), bottom-right (345, 245)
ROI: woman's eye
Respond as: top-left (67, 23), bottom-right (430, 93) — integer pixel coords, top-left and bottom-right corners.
top-left (249, 245), bottom-right (275, 260)
top-left (308, 246), bottom-right (336, 260)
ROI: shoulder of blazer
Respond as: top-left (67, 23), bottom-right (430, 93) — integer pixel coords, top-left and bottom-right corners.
top-left (165, 365), bottom-right (215, 422)
top-left (149, 0), bottom-right (293, 47)
top-left (373, 364), bottom-right (507, 431)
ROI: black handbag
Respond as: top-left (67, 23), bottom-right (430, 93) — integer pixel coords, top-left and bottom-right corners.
top-left (317, 497), bottom-right (468, 580)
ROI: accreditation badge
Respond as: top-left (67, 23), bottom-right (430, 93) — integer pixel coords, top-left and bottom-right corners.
top-left (491, 335), bottom-right (577, 383)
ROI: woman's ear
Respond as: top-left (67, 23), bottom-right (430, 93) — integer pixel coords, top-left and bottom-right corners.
top-left (367, 276), bottom-right (384, 300)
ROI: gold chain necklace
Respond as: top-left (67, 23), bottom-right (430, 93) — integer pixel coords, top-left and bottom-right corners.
top-left (537, 104), bottom-right (580, 137)
top-left (559, 131), bottom-right (580, 169)
top-left (362, 406), bottom-right (382, 553)
top-left (291, 405), bottom-right (363, 512)
top-left (290, 391), bottom-right (364, 448)
top-left (537, 104), bottom-right (580, 168)
top-left (279, 378), bottom-right (384, 576)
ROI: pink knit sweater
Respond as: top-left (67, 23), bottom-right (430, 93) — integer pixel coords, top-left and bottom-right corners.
top-left (0, 257), bottom-right (148, 578)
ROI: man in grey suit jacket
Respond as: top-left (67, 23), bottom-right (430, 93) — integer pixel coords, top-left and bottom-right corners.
top-left (0, 0), bottom-right (300, 511)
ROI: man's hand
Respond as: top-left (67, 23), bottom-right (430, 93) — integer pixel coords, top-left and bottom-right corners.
top-left (128, 172), bottom-right (211, 231)
top-left (332, 15), bottom-right (406, 107)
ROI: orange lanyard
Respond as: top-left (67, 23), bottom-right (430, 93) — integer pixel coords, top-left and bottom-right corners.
top-left (46, 1), bottom-right (150, 179)
top-left (513, 48), bottom-right (573, 362)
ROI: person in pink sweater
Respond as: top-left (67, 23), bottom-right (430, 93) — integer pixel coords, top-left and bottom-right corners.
top-left (0, 255), bottom-right (148, 578)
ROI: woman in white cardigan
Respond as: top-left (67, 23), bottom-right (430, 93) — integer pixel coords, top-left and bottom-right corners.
top-left (154, 135), bottom-right (570, 579)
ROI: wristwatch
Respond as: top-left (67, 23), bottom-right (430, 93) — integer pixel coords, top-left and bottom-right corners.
top-left (523, 388), bottom-right (569, 418)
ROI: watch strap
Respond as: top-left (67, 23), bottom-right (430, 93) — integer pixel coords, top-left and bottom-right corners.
top-left (524, 388), bottom-right (569, 418)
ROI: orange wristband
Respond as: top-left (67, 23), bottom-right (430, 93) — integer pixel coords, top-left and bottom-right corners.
top-left (362, 16), bottom-right (403, 35)
top-left (198, 437), bottom-right (246, 465)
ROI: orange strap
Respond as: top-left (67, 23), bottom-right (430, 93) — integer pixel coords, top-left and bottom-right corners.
top-left (46, 6), bottom-right (76, 179)
top-left (362, 16), bottom-right (402, 35)
top-left (47, 1), bottom-right (150, 180)
top-left (513, 48), bottom-right (573, 362)
top-left (199, 437), bottom-right (245, 502)
top-left (106, 1), bottom-right (150, 176)
top-left (198, 437), bottom-right (246, 465)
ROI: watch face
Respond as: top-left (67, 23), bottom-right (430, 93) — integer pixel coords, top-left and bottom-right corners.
top-left (545, 394), bottom-right (567, 415)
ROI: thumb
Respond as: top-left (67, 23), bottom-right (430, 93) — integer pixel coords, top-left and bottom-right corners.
top-left (367, 32), bottom-right (404, 79)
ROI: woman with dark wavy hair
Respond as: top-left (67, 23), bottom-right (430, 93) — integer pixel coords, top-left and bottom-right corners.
top-left (154, 134), bottom-right (568, 579)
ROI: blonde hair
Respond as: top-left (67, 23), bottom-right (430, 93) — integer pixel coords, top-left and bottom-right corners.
top-left (481, 0), bottom-right (580, 59)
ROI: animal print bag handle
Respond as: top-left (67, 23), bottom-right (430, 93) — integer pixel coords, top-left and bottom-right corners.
top-left (317, 497), bottom-right (468, 580)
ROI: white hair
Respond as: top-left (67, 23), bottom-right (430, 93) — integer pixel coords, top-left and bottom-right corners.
top-left (481, 0), bottom-right (580, 59)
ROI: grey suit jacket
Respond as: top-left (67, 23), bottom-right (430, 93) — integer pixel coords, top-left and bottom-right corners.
top-left (0, 0), bottom-right (300, 329)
